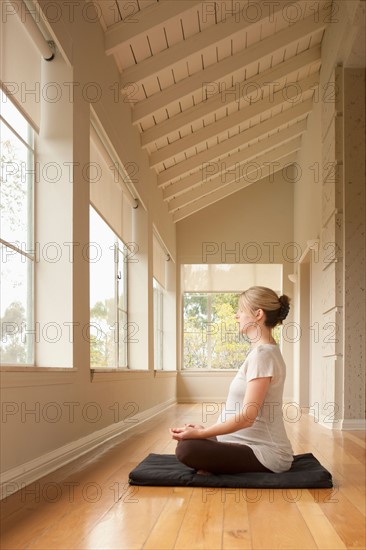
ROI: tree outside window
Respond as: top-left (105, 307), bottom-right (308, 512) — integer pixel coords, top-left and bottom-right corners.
top-left (89, 206), bottom-right (128, 368)
top-left (0, 90), bottom-right (35, 365)
top-left (183, 292), bottom-right (280, 369)
top-left (153, 277), bottom-right (164, 370)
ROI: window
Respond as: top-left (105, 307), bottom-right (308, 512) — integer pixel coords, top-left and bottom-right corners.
top-left (183, 292), bottom-right (244, 370)
top-left (0, 90), bottom-right (35, 365)
top-left (153, 277), bottom-right (164, 370)
top-left (183, 291), bottom-right (281, 370)
top-left (182, 264), bottom-right (283, 370)
top-left (89, 206), bottom-right (128, 368)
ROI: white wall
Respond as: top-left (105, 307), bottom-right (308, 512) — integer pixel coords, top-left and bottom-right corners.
top-left (292, 82), bottom-right (323, 412)
top-left (292, 0), bottom-right (365, 427)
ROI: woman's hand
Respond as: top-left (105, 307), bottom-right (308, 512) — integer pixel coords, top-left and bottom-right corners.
top-left (169, 425), bottom-right (206, 440)
top-left (171, 377), bottom-right (272, 441)
top-left (185, 423), bottom-right (204, 429)
top-left (171, 423), bottom-right (204, 431)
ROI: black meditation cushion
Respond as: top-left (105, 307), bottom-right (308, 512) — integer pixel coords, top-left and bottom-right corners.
top-left (128, 453), bottom-right (333, 488)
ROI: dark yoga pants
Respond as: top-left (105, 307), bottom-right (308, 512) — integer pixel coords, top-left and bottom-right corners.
top-left (175, 438), bottom-right (273, 474)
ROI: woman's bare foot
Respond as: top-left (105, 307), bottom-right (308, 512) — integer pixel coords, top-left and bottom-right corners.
top-left (196, 469), bottom-right (212, 475)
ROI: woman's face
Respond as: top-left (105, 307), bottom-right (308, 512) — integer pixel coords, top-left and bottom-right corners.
top-left (235, 305), bottom-right (257, 335)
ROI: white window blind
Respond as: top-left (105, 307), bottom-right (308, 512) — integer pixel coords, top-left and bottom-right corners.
top-left (153, 233), bottom-right (167, 289)
top-left (153, 278), bottom-right (164, 370)
top-left (182, 264), bottom-right (282, 292)
top-left (90, 131), bottom-right (133, 245)
top-left (1, 5), bottom-right (41, 128)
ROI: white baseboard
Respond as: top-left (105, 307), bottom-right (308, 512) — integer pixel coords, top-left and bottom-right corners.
top-left (0, 398), bottom-right (176, 500)
top-left (178, 397), bottom-right (296, 404)
top-left (308, 411), bottom-right (366, 431)
top-left (177, 397), bottom-right (226, 404)
top-left (340, 418), bottom-right (366, 430)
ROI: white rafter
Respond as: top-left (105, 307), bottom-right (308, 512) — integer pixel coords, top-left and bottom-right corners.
top-left (168, 135), bottom-right (302, 212)
top-left (141, 46), bottom-right (321, 148)
top-left (130, 8), bottom-right (327, 125)
top-left (105, 0), bottom-right (203, 55)
top-left (158, 99), bottom-right (312, 187)
top-left (119, 1), bottom-right (285, 88)
top-left (167, 126), bottom-right (305, 215)
top-left (150, 72), bottom-right (319, 168)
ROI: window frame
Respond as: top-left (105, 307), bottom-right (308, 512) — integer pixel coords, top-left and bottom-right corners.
top-left (182, 291), bottom-right (241, 371)
top-left (153, 277), bottom-right (164, 371)
top-left (0, 90), bottom-right (36, 367)
top-left (116, 241), bottom-right (128, 368)
top-left (182, 290), bottom-right (282, 371)
top-left (89, 205), bottom-right (129, 371)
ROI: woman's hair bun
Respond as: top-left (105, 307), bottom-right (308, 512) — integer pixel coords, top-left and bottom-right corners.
top-left (238, 287), bottom-right (291, 327)
top-left (278, 295), bottom-right (291, 321)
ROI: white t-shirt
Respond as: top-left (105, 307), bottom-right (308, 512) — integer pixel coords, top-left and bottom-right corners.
top-left (216, 344), bottom-right (294, 473)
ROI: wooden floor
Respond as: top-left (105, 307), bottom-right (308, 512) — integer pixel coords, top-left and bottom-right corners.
top-left (0, 404), bottom-right (365, 549)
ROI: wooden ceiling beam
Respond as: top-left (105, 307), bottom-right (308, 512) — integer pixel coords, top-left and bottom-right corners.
top-left (105, 0), bottom-right (203, 55)
top-left (119, 1), bottom-right (285, 87)
top-left (159, 98), bottom-right (311, 187)
top-left (140, 45), bottom-right (321, 147)
top-left (167, 134), bottom-right (303, 212)
top-left (150, 72), bottom-right (319, 168)
top-left (131, 9), bottom-right (327, 124)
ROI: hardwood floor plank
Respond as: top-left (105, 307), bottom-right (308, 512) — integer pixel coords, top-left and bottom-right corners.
top-left (313, 487), bottom-right (366, 549)
top-left (247, 489), bottom-right (318, 549)
top-left (0, 460), bottom-right (136, 550)
top-left (79, 486), bottom-right (174, 550)
top-left (291, 489), bottom-right (347, 549)
top-left (173, 487), bottom-right (224, 549)
top-left (344, 432), bottom-right (366, 449)
top-left (222, 491), bottom-right (252, 549)
top-left (339, 484), bottom-right (365, 517)
top-left (143, 487), bottom-right (193, 549)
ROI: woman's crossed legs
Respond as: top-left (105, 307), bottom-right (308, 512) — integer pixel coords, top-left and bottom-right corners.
top-left (175, 438), bottom-right (273, 474)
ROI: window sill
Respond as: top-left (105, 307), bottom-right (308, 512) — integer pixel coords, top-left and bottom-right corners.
top-left (179, 369), bottom-right (237, 376)
top-left (0, 366), bottom-right (75, 372)
top-left (0, 367), bottom-right (77, 388)
top-left (90, 369), bottom-right (150, 382)
top-left (154, 370), bottom-right (177, 378)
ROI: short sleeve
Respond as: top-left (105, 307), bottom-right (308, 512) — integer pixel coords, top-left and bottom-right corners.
top-left (245, 347), bottom-right (276, 382)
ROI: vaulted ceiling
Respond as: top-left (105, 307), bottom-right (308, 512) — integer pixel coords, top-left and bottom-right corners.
top-left (93, 0), bottom-right (329, 222)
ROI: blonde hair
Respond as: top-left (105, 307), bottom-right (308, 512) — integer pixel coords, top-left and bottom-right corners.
top-left (239, 286), bottom-right (291, 328)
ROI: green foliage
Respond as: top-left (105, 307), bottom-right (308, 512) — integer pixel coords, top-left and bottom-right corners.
top-left (0, 301), bottom-right (27, 364)
top-left (183, 292), bottom-right (282, 370)
top-left (0, 139), bottom-right (27, 235)
top-left (183, 292), bottom-right (249, 370)
top-left (90, 298), bottom-right (116, 367)
top-left (273, 324), bottom-right (281, 345)
top-left (1, 136), bottom-right (32, 364)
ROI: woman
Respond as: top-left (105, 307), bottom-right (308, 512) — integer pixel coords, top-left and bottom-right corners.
top-left (170, 286), bottom-right (294, 474)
